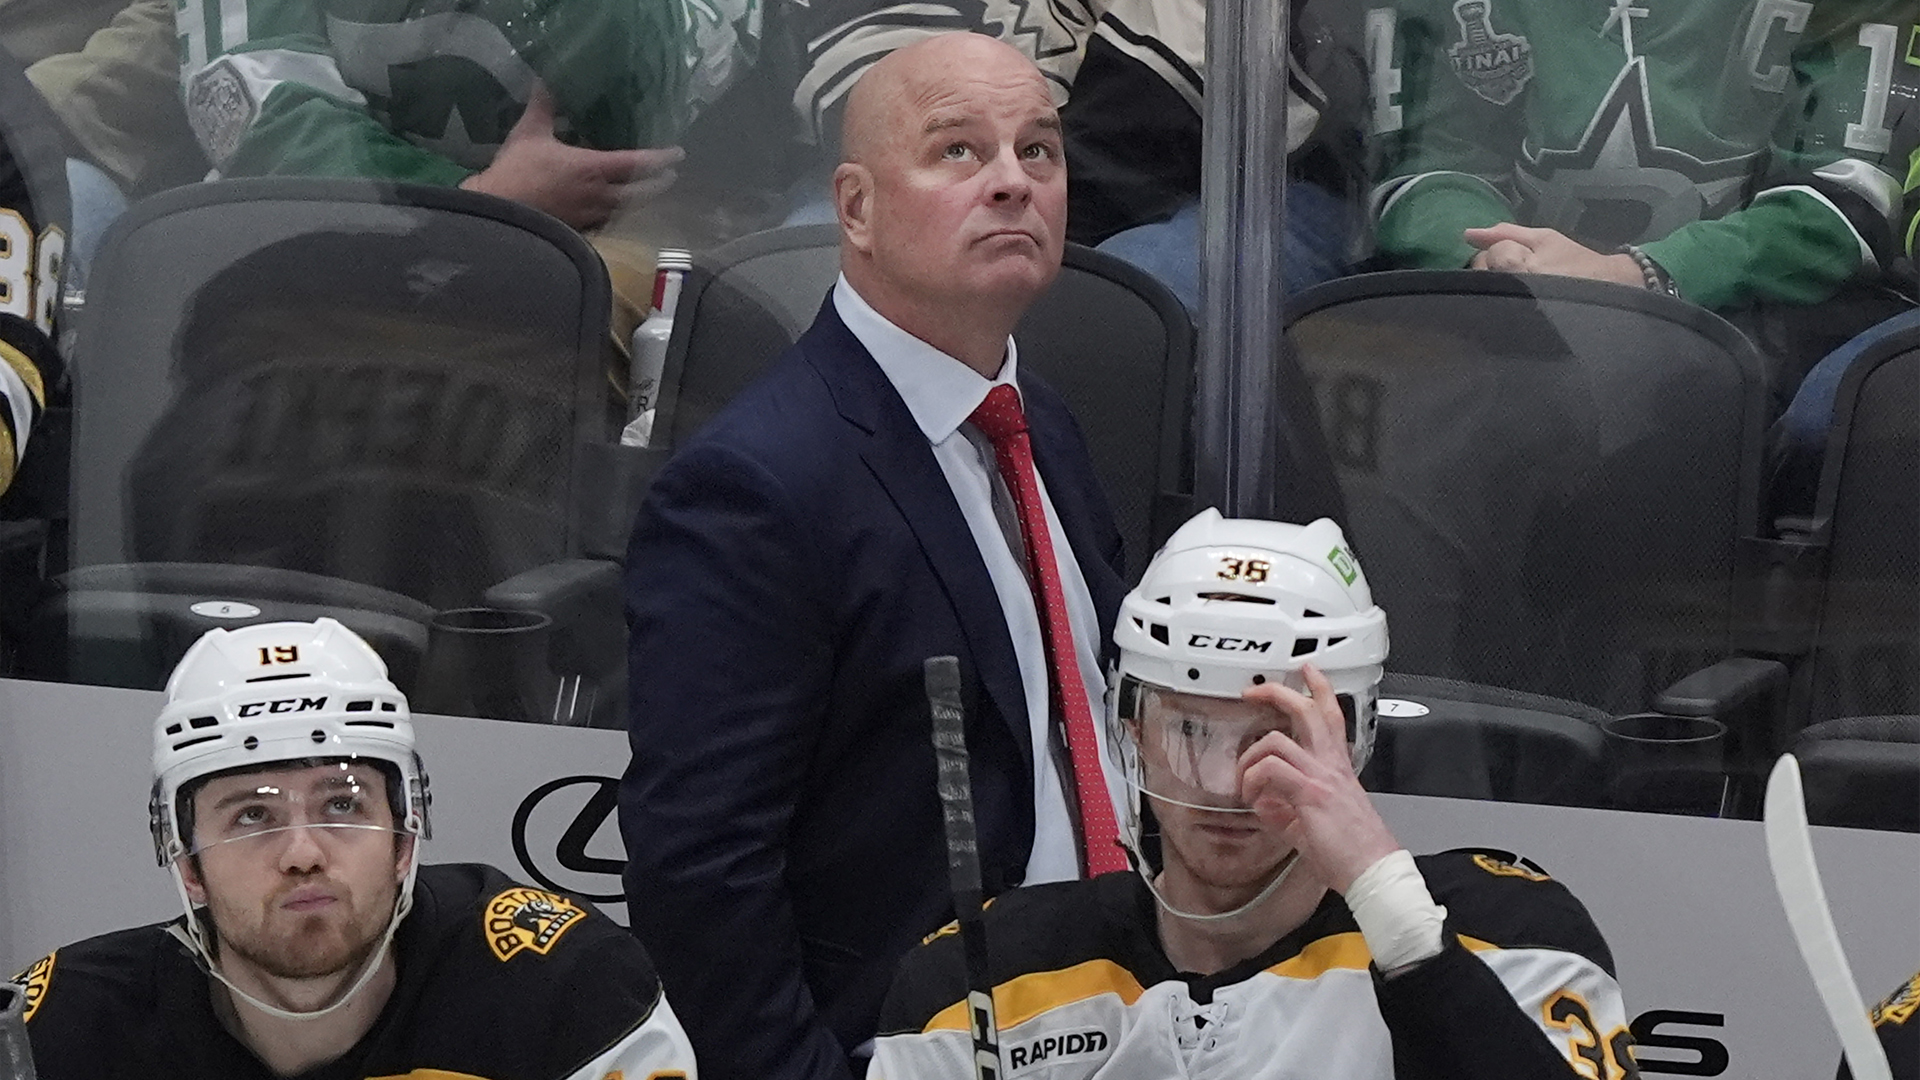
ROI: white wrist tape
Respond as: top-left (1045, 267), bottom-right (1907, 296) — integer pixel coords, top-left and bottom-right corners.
top-left (1345, 849), bottom-right (1447, 973)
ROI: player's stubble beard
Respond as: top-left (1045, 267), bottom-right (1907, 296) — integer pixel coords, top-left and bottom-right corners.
top-left (1159, 807), bottom-right (1295, 898)
top-left (206, 873), bottom-right (396, 982)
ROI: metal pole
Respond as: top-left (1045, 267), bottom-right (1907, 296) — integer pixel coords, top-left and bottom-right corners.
top-left (1194, 0), bottom-right (1291, 518)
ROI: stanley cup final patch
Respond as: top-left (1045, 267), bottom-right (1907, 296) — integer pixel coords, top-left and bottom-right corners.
top-left (484, 888), bottom-right (588, 962)
top-left (1447, 0), bottom-right (1533, 105)
top-left (185, 58), bottom-right (260, 167)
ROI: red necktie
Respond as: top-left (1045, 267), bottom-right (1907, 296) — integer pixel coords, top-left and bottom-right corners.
top-left (967, 384), bottom-right (1128, 876)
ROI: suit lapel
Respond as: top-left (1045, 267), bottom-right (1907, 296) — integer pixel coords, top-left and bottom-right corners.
top-left (799, 300), bottom-right (1034, 773)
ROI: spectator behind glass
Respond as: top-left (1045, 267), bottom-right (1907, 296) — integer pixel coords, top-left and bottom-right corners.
top-left (1770, 123), bottom-right (1918, 518)
top-left (1, 0), bottom-right (207, 289)
top-left (1058, 0), bottom-right (1372, 310)
top-left (621, 33), bottom-right (1128, 1080)
top-left (780, 0), bottom-right (1371, 311)
top-left (172, 0), bottom-right (763, 361)
top-left (1369, 0), bottom-right (1914, 402)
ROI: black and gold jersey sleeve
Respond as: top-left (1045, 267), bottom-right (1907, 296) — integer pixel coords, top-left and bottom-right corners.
top-left (0, 52), bottom-right (69, 500)
top-left (1384, 849), bottom-right (1634, 1080)
top-left (1840, 972), bottom-right (1920, 1080)
top-left (10, 923), bottom-right (200, 1079)
top-left (1416, 849), bottom-right (1618, 975)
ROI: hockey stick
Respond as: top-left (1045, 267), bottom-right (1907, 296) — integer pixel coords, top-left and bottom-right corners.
top-left (0, 981), bottom-right (37, 1080)
top-left (1763, 753), bottom-right (1891, 1080)
top-left (925, 656), bottom-right (1001, 1080)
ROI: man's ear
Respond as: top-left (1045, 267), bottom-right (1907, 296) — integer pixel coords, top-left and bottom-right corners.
top-left (834, 163), bottom-right (874, 253)
top-left (178, 857), bottom-right (208, 906)
top-left (394, 835), bottom-right (415, 884)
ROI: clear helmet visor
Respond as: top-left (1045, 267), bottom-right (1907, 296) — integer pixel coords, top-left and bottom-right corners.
top-left (1109, 674), bottom-right (1363, 813)
top-left (184, 763), bottom-right (408, 858)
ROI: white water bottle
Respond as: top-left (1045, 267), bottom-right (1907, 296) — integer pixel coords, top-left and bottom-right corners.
top-left (621, 248), bottom-right (693, 447)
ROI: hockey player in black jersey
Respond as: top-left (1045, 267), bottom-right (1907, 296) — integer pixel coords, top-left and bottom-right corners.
top-left (0, 50), bottom-right (68, 501)
top-left (871, 510), bottom-right (1635, 1079)
top-left (9, 617), bottom-right (698, 1079)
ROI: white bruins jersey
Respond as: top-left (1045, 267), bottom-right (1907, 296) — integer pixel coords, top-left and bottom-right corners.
top-left (871, 849), bottom-right (1636, 1080)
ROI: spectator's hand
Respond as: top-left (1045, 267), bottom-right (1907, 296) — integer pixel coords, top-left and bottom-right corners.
top-left (461, 81), bottom-right (684, 231)
top-left (1237, 664), bottom-right (1399, 895)
top-left (1464, 223), bottom-right (1643, 288)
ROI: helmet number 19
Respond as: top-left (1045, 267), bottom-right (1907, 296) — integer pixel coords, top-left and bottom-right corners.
top-left (258, 645), bottom-right (301, 665)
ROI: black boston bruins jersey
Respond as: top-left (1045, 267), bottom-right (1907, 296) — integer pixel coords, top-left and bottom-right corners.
top-left (0, 50), bottom-right (68, 500)
top-left (12, 863), bottom-right (697, 1080)
top-left (873, 849), bottom-right (1634, 1080)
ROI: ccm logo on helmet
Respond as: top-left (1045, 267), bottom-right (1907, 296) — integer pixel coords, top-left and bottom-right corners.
top-left (1007, 1029), bottom-right (1109, 1069)
top-left (1186, 634), bottom-right (1272, 653)
top-left (236, 696), bottom-right (329, 717)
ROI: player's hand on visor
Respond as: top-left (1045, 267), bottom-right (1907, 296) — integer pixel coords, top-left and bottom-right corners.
top-left (1237, 663), bottom-right (1400, 895)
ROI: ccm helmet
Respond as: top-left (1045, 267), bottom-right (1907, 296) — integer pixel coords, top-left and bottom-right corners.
top-left (149, 618), bottom-right (430, 868)
top-left (1109, 509), bottom-right (1388, 783)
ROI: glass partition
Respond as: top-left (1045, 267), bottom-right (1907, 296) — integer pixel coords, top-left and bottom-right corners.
top-left (0, 0), bottom-right (1912, 835)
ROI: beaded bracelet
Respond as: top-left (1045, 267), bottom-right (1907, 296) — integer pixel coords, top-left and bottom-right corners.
top-left (1619, 244), bottom-right (1683, 299)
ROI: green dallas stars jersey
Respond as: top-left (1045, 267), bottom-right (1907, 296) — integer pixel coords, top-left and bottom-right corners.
top-left (177, 0), bottom-right (760, 185)
top-left (1367, 0), bottom-right (1912, 310)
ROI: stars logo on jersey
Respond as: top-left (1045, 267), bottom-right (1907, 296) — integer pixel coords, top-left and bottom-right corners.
top-left (1447, 0), bottom-right (1534, 106)
top-left (1871, 972), bottom-right (1920, 1028)
top-left (8, 952), bottom-right (54, 1023)
top-left (485, 888), bottom-right (587, 962)
top-left (1515, 59), bottom-right (1758, 248)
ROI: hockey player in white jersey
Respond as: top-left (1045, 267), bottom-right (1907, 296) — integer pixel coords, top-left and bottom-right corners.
top-left (869, 510), bottom-right (1636, 1079)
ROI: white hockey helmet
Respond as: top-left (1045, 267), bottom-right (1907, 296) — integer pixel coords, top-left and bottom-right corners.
top-left (149, 617), bottom-right (430, 867)
top-left (1109, 509), bottom-right (1389, 795)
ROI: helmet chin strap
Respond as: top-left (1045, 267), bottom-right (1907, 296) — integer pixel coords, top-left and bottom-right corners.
top-left (165, 843), bottom-right (421, 1024)
top-left (1141, 846), bottom-right (1302, 924)
top-left (1124, 784), bottom-right (1305, 925)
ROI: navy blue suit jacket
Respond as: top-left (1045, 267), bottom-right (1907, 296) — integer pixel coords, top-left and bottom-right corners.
top-left (619, 296), bottom-right (1126, 1080)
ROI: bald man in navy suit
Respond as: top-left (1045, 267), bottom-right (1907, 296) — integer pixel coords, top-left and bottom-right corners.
top-left (619, 32), bottom-right (1129, 1080)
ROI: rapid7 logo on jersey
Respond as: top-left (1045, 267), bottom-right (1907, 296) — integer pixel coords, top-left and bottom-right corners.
top-left (0, 208), bottom-right (62, 336)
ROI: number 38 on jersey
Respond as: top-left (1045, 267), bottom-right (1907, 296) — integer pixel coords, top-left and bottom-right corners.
top-left (0, 208), bottom-right (64, 336)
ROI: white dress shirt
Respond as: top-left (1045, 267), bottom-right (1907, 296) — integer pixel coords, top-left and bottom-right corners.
top-left (834, 276), bottom-right (1124, 886)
